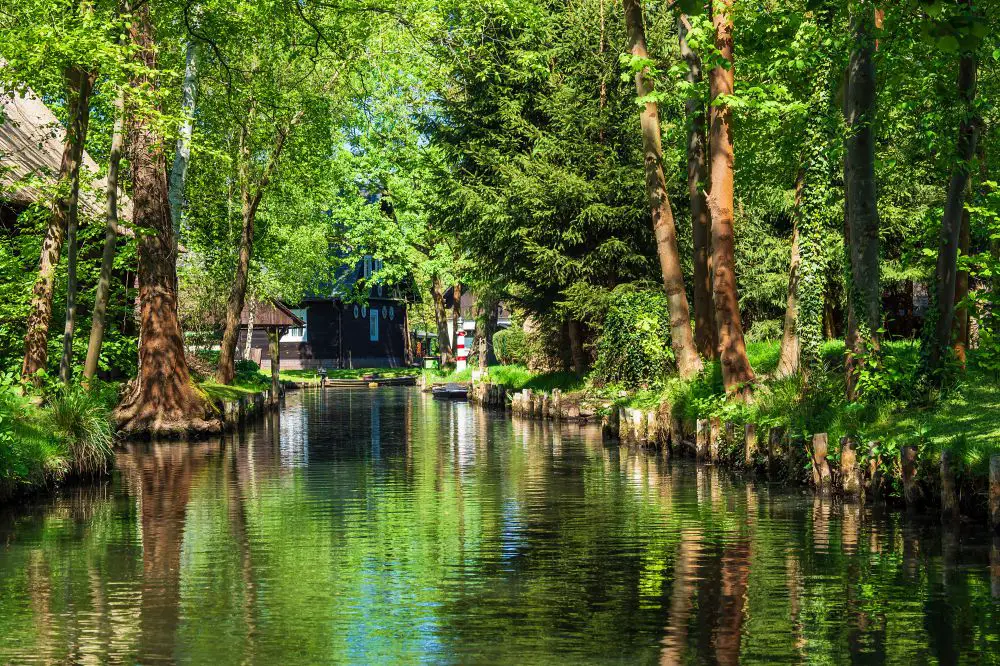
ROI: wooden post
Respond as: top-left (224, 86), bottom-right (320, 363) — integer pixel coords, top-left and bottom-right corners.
top-left (867, 441), bottom-right (883, 497)
top-left (990, 455), bottom-right (1000, 532)
top-left (709, 417), bottom-right (722, 462)
top-left (811, 433), bottom-right (832, 493)
top-left (840, 437), bottom-right (861, 497)
top-left (901, 445), bottom-right (920, 508)
top-left (767, 426), bottom-right (785, 472)
top-left (696, 419), bottom-right (710, 460)
top-left (744, 423), bottom-right (757, 468)
top-left (940, 448), bottom-right (960, 522)
top-left (618, 407), bottom-right (630, 442)
top-left (268, 329), bottom-right (281, 406)
top-left (991, 536), bottom-right (1000, 598)
top-left (670, 417), bottom-right (683, 453)
top-left (647, 409), bottom-right (659, 446)
top-left (552, 389), bottom-right (562, 419)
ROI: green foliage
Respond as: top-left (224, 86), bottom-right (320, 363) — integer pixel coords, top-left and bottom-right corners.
top-left (595, 288), bottom-right (674, 387)
top-left (493, 327), bottom-right (528, 366)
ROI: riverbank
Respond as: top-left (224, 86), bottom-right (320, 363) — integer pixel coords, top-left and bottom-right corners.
top-left (466, 340), bottom-right (1000, 526)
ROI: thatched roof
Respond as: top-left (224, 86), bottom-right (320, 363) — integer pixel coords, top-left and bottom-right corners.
top-left (0, 88), bottom-right (130, 220)
top-left (240, 300), bottom-right (305, 330)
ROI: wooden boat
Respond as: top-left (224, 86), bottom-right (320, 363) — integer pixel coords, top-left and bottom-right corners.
top-left (432, 383), bottom-right (469, 400)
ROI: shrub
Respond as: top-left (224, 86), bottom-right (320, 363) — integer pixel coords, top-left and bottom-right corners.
top-left (493, 327), bottom-right (528, 365)
top-left (595, 288), bottom-right (674, 386)
top-left (46, 386), bottom-right (115, 476)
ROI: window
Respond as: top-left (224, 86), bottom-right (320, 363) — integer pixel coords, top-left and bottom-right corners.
top-left (353, 305), bottom-right (359, 319)
top-left (370, 308), bottom-right (379, 341)
top-left (389, 306), bottom-right (395, 321)
top-left (361, 305), bottom-right (368, 319)
top-left (381, 305), bottom-right (388, 319)
top-left (282, 308), bottom-right (308, 342)
top-left (364, 255), bottom-right (372, 278)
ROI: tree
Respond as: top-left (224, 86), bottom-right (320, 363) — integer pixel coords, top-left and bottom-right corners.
top-left (928, 0), bottom-right (981, 376)
top-left (21, 64), bottom-right (97, 384)
top-left (678, 13), bottom-right (717, 360)
top-left (622, 0), bottom-right (701, 379)
top-left (843, 0), bottom-right (881, 399)
top-left (113, 0), bottom-right (217, 436)
top-left (83, 88), bottom-right (125, 382)
top-left (707, 0), bottom-right (754, 395)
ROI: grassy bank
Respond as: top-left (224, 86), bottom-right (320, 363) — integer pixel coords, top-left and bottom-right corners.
top-left (613, 339), bottom-right (1000, 475)
top-left (426, 364), bottom-right (585, 393)
top-left (0, 381), bottom-right (116, 500)
top-left (273, 367), bottom-right (420, 383)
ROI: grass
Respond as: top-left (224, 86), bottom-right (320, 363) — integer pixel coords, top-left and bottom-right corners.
top-left (199, 382), bottom-right (264, 402)
top-left (0, 381), bottom-right (117, 499)
top-left (426, 364), bottom-right (586, 393)
top-left (272, 367), bottom-right (420, 383)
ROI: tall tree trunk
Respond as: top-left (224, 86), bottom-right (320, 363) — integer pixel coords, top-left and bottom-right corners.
top-left (567, 318), bottom-right (587, 375)
top-left (622, 0), bottom-right (702, 379)
top-left (58, 70), bottom-right (96, 384)
top-left (777, 168), bottom-right (805, 378)
top-left (216, 199), bottom-right (255, 385)
top-left (930, 44), bottom-right (979, 373)
top-left (114, 1), bottom-right (218, 436)
top-left (243, 298), bottom-right (256, 361)
top-left (451, 282), bottom-right (462, 356)
top-left (479, 299), bottom-right (499, 369)
top-left (84, 89), bottom-right (125, 383)
top-left (431, 277), bottom-right (452, 364)
top-left (168, 38), bottom-right (197, 248)
top-left (708, 0), bottom-right (754, 395)
top-left (403, 300), bottom-right (413, 365)
top-left (679, 14), bottom-right (717, 360)
top-left (216, 112), bottom-right (300, 384)
top-left (22, 66), bottom-right (95, 385)
top-left (843, 2), bottom-right (881, 399)
top-left (953, 207), bottom-right (971, 366)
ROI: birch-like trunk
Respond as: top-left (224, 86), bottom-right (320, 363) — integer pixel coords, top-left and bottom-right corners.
top-left (168, 39), bottom-right (197, 247)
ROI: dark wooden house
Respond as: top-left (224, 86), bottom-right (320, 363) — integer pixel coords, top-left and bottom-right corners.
top-left (237, 256), bottom-right (412, 370)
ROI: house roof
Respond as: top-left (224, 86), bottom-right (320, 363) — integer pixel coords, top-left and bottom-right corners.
top-left (239, 300), bottom-right (305, 329)
top-left (0, 88), bottom-right (132, 221)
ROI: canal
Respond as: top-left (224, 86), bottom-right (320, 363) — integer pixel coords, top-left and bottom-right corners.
top-left (1, 387), bottom-right (999, 664)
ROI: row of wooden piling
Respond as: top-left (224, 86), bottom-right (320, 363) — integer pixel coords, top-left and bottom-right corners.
top-left (606, 406), bottom-right (1000, 531)
top-left (469, 383), bottom-right (595, 421)
top-left (217, 388), bottom-right (280, 431)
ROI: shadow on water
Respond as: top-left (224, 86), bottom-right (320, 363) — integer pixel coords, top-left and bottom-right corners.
top-left (0, 387), bottom-right (999, 664)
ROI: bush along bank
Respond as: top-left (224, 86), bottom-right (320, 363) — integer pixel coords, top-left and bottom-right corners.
top-left (0, 377), bottom-right (116, 501)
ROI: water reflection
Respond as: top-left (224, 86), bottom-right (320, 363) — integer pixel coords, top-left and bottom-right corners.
top-left (1, 388), bottom-right (999, 664)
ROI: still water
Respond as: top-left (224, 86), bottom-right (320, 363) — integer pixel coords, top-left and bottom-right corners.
top-left (2, 388), bottom-right (999, 664)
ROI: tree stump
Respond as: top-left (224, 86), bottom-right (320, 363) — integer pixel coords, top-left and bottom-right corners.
top-left (767, 427), bottom-right (785, 472)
